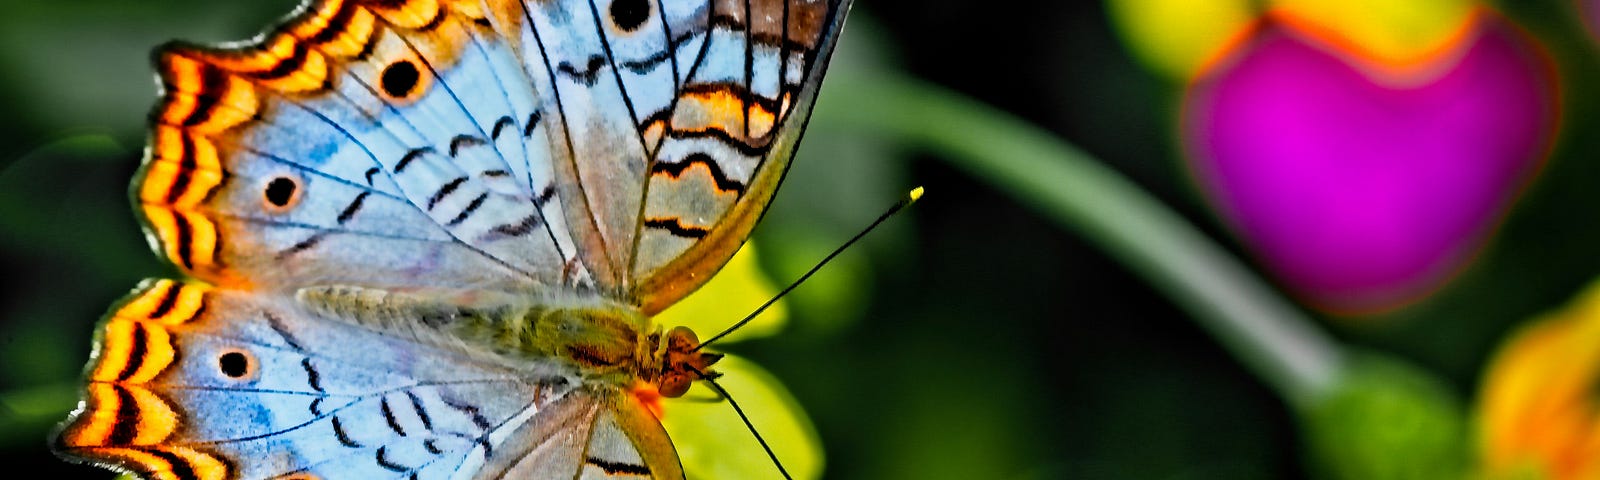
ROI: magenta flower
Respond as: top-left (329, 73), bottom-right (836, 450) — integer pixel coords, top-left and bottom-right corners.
top-left (1182, 10), bottom-right (1559, 313)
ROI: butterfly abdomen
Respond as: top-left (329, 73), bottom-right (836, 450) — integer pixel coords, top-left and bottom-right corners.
top-left (295, 285), bottom-right (669, 380)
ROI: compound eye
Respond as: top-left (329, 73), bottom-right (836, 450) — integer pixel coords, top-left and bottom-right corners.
top-left (658, 373), bottom-right (693, 398)
top-left (665, 326), bottom-right (700, 351)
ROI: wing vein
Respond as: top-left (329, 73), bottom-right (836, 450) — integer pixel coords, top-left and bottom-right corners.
top-left (461, 27), bottom-right (574, 265)
top-left (624, 0), bottom-right (722, 283)
top-left (264, 90), bottom-right (543, 280)
top-left (518, 0), bottom-right (619, 286)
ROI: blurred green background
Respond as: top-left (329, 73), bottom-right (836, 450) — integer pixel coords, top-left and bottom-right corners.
top-left (5, 0), bottom-right (1600, 478)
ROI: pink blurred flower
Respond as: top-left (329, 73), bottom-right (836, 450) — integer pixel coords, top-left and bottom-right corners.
top-left (1182, 9), bottom-right (1558, 313)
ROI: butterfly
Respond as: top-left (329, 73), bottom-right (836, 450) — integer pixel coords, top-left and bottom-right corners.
top-left (51, 0), bottom-right (851, 478)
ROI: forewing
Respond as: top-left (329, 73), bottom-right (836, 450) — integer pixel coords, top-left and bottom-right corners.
top-left (482, 0), bottom-right (853, 310)
top-left (52, 279), bottom-right (570, 480)
top-left (139, 0), bottom-right (581, 291)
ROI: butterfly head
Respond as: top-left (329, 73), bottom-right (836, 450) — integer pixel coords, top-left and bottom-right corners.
top-left (653, 325), bottom-right (722, 398)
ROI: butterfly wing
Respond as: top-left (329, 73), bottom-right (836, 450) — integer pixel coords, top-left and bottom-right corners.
top-left (139, 0), bottom-right (582, 291)
top-left (483, 0), bottom-right (854, 313)
top-left (54, 279), bottom-right (575, 480)
top-left (473, 386), bottom-right (684, 479)
top-left (68, 0), bottom-right (854, 477)
top-left (139, 0), bottom-right (852, 302)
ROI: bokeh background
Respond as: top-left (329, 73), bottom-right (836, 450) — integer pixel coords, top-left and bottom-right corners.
top-left (4, 0), bottom-right (1600, 478)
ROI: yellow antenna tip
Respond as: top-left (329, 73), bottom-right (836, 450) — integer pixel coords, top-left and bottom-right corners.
top-left (908, 186), bottom-right (925, 203)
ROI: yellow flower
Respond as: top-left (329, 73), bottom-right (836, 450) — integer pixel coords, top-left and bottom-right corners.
top-left (1269, 0), bottom-right (1477, 68)
top-left (1107, 0), bottom-right (1256, 79)
top-left (1107, 0), bottom-right (1480, 81)
top-left (1477, 282), bottom-right (1600, 479)
top-left (652, 243), bottom-right (824, 479)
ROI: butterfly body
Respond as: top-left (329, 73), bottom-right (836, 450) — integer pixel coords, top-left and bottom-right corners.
top-left (298, 284), bottom-right (719, 396)
top-left (54, 0), bottom-right (851, 478)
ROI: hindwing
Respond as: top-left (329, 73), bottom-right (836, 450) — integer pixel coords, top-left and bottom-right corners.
top-left (55, 280), bottom-right (571, 480)
top-left (471, 386), bottom-right (683, 479)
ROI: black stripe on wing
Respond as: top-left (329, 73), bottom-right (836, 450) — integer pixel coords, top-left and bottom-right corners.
top-left (587, 456), bottom-right (652, 476)
top-left (643, 217), bottom-right (709, 238)
top-left (649, 153), bottom-right (747, 194)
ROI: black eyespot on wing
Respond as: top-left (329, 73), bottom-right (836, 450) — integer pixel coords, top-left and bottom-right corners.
top-left (609, 0), bottom-right (650, 32)
top-left (219, 351), bottom-right (249, 378)
top-left (265, 177), bottom-right (297, 208)
top-left (381, 61), bottom-right (420, 98)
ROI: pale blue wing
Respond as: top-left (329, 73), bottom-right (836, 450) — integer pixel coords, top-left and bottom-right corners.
top-left (55, 280), bottom-right (579, 480)
top-left (136, 0), bottom-right (582, 291)
top-left (483, 0), bottom-right (853, 312)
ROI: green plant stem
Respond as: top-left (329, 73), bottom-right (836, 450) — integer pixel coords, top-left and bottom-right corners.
top-left (818, 73), bottom-right (1344, 408)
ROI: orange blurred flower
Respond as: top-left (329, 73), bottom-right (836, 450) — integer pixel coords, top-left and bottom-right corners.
top-left (1477, 283), bottom-right (1600, 479)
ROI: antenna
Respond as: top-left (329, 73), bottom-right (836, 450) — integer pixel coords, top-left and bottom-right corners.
top-left (694, 187), bottom-right (925, 352)
top-left (695, 367), bottom-right (793, 480)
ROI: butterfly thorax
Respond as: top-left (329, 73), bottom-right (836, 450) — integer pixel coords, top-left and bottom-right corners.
top-left (298, 285), bottom-right (720, 397)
